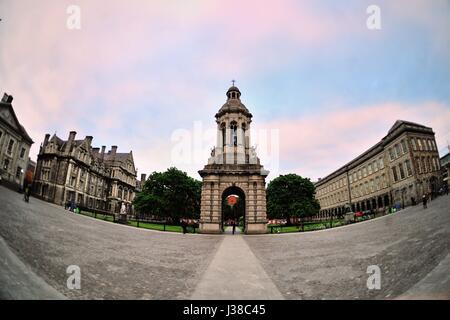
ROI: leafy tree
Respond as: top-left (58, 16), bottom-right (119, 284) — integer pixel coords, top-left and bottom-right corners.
top-left (133, 167), bottom-right (202, 222)
top-left (266, 174), bottom-right (320, 225)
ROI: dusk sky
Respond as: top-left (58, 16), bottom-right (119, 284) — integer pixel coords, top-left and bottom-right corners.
top-left (1, 0), bottom-right (449, 182)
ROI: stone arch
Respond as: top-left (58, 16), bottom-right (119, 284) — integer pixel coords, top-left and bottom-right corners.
top-left (220, 185), bottom-right (247, 232)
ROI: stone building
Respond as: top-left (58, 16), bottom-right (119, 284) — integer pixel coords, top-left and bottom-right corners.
top-left (0, 93), bottom-right (34, 189)
top-left (33, 131), bottom-right (137, 216)
top-left (198, 85), bottom-right (269, 234)
top-left (440, 151), bottom-right (450, 188)
top-left (315, 120), bottom-right (442, 216)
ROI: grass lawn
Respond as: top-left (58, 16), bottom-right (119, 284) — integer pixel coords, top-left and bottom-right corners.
top-left (268, 220), bottom-right (344, 233)
top-left (79, 210), bottom-right (115, 222)
top-left (127, 220), bottom-right (193, 233)
top-left (78, 210), bottom-right (194, 233)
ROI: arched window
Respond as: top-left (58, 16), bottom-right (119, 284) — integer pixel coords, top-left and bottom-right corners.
top-left (230, 122), bottom-right (237, 146)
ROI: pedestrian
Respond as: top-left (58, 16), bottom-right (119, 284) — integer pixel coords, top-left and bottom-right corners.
top-left (23, 185), bottom-right (30, 202)
top-left (181, 219), bottom-right (187, 234)
top-left (411, 197), bottom-right (416, 206)
top-left (232, 220), bottom-right (236, 235)
top-left (422, 194), bottom-right (427, 209)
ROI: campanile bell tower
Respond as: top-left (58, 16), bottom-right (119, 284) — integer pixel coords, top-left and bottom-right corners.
top-left (198, 84), bottom-right (269, 234)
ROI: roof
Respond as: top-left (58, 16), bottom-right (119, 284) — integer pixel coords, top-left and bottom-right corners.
top-left (216, 86), bottom-right (252, 118)
top-left (0, 100), bottom-right (34, 144)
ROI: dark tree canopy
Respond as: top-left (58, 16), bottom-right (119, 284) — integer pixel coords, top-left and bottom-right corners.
top-left (266, 173), bottom-right (320, 224)
top-left (133, 167), bottom-right (202, 221)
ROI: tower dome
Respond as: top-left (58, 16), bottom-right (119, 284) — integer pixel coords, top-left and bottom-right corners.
top-left (216, 85), bottom-right (251, 118)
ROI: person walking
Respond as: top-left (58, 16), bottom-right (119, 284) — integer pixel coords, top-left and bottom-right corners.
top-left (181, 219), bottom-right (187, 234)
top-left (422, 194), bottom-right (428, 209)
top-left (232, 220), bottom-right (236, 235)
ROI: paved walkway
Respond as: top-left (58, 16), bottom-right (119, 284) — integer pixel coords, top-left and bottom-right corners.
top-left (191, 234), bottom-right (284, 300)
top-left (1, 185), bottom-right (449, 299)
top-left (223, 226), bottom-right (242, 235)
top-left (0, 237), bottom-right (66, 299)
top-left (396, 252), bottom-right (450, 300)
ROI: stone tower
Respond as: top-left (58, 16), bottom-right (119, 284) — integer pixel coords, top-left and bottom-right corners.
top-left (198, 85), bottom-right (269, 234)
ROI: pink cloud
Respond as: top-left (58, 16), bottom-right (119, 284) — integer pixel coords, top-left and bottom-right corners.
top-left (256, 101), bottom-right (450, 181)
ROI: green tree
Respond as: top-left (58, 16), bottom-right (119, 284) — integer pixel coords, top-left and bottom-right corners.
top-left (133, 167), bottom-right (202, 222)
top-left (266, 174), bottom-right (320, 225)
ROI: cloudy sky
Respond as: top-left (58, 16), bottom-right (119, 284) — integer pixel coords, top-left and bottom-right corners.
top-left (1, 0), bottom-right (449, 182)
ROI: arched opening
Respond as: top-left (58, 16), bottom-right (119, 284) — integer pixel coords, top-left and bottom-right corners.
top-left (221, 186), bottom-right (246, 233)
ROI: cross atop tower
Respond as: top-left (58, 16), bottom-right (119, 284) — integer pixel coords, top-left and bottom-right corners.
top-left (231, 79), bottom-right (236, 86)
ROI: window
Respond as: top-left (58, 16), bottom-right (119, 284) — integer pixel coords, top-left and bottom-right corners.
top-left (401, 140), bottom-right (407, 154)
top-left (230, 122), bottom-right (238, 146)
top-left (395, 144), bottom-right (401, 158)
top-left (392, 167), bottom-right (398, 182)
top-left (363, 167), bottom-right (367, 177)
top-left (422, 157), bottom-right (427, 172)
top-left (373, 161), bottom-right (378, 172)
top-left (405, 160), bottom-right (412, 176)
top-left (427, 139), bottom-right (433, 151)
top-left (368, 163), bottom-right (372, 175)
top-left (411, 138), bottom-right (417, 150)
top-left (389, 148), bottom-right (395, 161)
top-left (379, 158), bottom-right (384, 169)
top-left (358, 170), bottom-right (362, 179)
top-left (422, 139), bottom-right (428, 151)
top-left (398, 163), bottom-right (405, 180)
top-left (16, 167), bottom-right (22, 179)
top-left (7, 139), bottom-right (14, 154)
top-left (416, 157), bottom-right (422, 174)
top-left (3, 159), bottom-right (9, 170)
top-left (427, 157), bottom-right (432, 172)
top-left (20, 147), bottom-right (26, 158)
top-left (432, 140), bottom-right (437, 151)
top-left (417, 139), bottom-right (422, 151)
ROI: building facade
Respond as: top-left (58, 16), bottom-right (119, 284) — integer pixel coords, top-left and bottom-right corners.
top-left (315, 121), bottom-right (442, 216)
top-left (440, 152), bottom-right (450, 188)
top-left (33, 131), bottom-right (137, 216)
top-left (199, 85), bottom-right (269, 234)
top-left (0, 93), bottom-right (34, 189)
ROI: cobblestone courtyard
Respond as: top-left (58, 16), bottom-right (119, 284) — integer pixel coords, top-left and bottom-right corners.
top-left (0, 185), bottom-right (449, 299)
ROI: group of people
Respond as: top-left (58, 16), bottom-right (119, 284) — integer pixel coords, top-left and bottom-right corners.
top-left (65, 200), bottom-right (79, 213)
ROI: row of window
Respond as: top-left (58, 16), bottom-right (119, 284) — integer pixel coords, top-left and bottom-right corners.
top-left (391, 160), bottom-right (413, 182)
top-left (316, 177), bottom-right (347, 196)
top-left (0, 133), bottom-right (27, 158)
top-left (389, 139), bottom-right (408, 161)
top-left (351, 174), bottom-right (388, 199)
top-left (414, 156), bottom-right (440, 176)
top-left (319, 190), bottom-right (348, 207)
top-left (350, 157), bottom-right (385, 184)
top-left (411, 136), bottom-right (437, 152)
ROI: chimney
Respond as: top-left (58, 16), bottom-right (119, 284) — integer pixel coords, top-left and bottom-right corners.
top-left (111, 145), bottom-right (118, 156)
top-left (65, 131), bottom-right (77, 153)
top-left (85, 135), bottom-right (93, 146)
top-left (101, 146), bottom-right (106, 160)
top-left (92, 147), bottom-right (100, 154)
top-left (1, 93), bottom-right (13, 103)
top-left (43, 134), bottom-right (50, 146)
top-left (141, 173), bottom-right (146, 183)
top-left (68, 131), bottom-right (77, 141)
